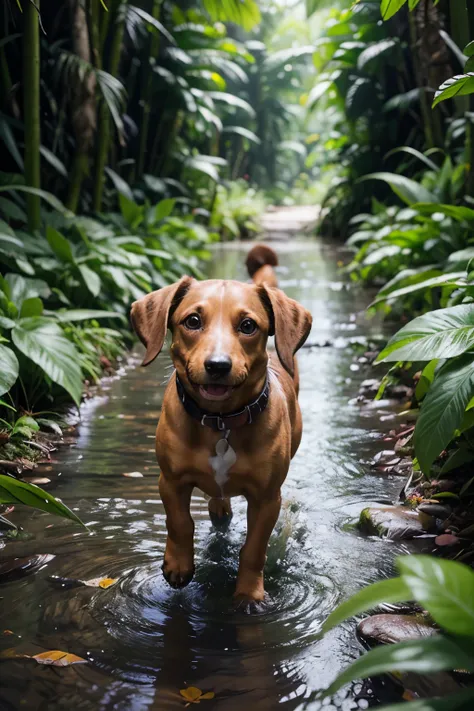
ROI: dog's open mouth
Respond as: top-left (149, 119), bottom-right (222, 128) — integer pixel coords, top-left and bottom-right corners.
top-left (198, 384), bottom-right (233, 401)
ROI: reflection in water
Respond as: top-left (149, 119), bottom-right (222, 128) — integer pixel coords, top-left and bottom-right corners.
top-left (1, 240), bottom-right (405, 710)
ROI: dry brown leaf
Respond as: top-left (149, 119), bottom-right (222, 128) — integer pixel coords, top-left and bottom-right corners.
top-left (180, 687), bottom-right (215, 705)
top-left (31, 650), bottom-right (87, 666)
top-left (122, 471), bottom-right (144, 478)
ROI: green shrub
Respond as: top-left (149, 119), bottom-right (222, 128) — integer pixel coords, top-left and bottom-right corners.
top-left (322, 555), bottom-right (474, 710)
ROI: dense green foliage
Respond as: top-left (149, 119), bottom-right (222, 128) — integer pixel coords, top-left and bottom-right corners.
top-left (0, 1), bottom-right (323, 424)
top-left (322, 555), bottom-right (474, 710)
top-left (309, 0), bottom-right (474, 479)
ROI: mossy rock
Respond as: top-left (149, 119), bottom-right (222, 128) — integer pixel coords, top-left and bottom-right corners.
top-left (359, 505), bottom-right (424, 540)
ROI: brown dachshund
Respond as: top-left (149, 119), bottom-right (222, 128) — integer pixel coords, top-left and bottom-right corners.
top-left (131, 245), bottom-right (312, 604)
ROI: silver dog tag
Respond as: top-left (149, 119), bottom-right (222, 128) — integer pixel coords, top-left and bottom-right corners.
top-left (209, 434), bottom-right (237, 492)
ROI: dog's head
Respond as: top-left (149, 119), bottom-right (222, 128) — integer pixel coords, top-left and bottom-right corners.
top-left (131, 278), bottom-right (312, 412)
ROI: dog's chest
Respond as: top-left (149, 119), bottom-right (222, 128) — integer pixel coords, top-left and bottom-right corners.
top-left (209, 437), bottom-right (237, 490)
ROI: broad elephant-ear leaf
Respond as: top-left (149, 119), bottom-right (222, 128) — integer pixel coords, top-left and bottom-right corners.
top-left (325, 635), bottom-right (474, 697)
top-left (414, 354), bottom-right (474, 474)
top-left (322, 576), bottom-right (411, 633)
top-left (376, 304), bottom-right (474, 363)
top-left (433, 73), bottom-right (474, 107)
top-left (355, 687), bottom-right (474, 711)
top-left (0, 344), bottom-right (19, 396)
top-left (397, 555), bottom-right (474, 636)
top-left (0, 474), bottom-right (86, 527)
top-left (11, 317), bottom-right (83, 406)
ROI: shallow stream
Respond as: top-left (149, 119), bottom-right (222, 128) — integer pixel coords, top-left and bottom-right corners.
top-left (0, 239), bottom-right (409, 710)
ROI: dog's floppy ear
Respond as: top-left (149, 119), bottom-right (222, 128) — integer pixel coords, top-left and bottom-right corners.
top-left (130, 276), bottom-right (194, 366)
top-left (259, 285), bottom-right (312, 376)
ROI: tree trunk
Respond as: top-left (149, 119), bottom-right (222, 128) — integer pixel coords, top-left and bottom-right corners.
top-left (92, 0), bottom-right (125, 212)
top-left (137, 0), bottom-right (162, 179)
top-left (66, 0), bottom-right (97, 213)
top-left (23, 0), bottom-right (41, 231)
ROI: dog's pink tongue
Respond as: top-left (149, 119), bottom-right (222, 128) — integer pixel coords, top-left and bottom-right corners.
top-left (205, 384), bottom-right (229, 396)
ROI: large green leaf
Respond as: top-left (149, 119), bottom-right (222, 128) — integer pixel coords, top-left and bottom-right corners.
top-left (207, 92), bottom-right (256, 117)
top-left (384, 146), bottom-right (439, 172)
top-left (104, 167), bottom-right (134, 202)
top-left (222, 126), bottom-right (261, 145)
top-left (0, 117), bottom-right (24, 171)
top-left (414, 203), bottom-right (474, 222)
top-left (370, 272), bottom-right (466, 307)
top-left (325, 635), bottom-right (474, 696)
top-left (0, 474), bottom-right (85, 527)
top-left (12, 318), bottom-right (83, 406)
top-left (46, 227), bottom-right (75, 263)
top-left (203, 0), bottom-right (261, 31)
top-left (375, 687), bottom-right (474, 711)
top-left (0, 344), bottom-right (19, 396)
top-left (433, 73), bottom-right (474, 108)
top-left (40, 146), bottom-right (68, 178)
top-left (155, 198), bottom-right (176, 221)
top-left (397, 556), bottom-right (474, 636)
top-left (127, 5), bottom-right (175, 44)
top-left (78, 264), bottom-right (101, 297)
top-left (0, 185), bottom-right (72, 215)
top-left (376, 305), bottom-right (474, 363)
top-left (357, 39), bottom-right (399, 70)
top-left (20, 297), bottom-right (43, 318)
top-left (52, 309), bottom-right (124, 322)
top-left (359, 173), bottom-right (436, 205)
top-left (184, 156), bottom-right (220, 182)
top-left (380, 0), bottom-right (408, 21)
top-left (414, 354), bottom-right (474, 473)
top-left (306, 80), bottom-right (334, 110)
top-left (322, 577), bottom-right (411, 633)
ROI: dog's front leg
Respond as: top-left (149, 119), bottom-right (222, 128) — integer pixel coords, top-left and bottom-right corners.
top-left (159, 474), bottom-right (195, 588)
top-left (235, 493), bottom-right (281, 603)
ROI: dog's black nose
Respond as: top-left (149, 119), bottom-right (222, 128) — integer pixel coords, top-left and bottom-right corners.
top-left (205, 355), bottom-right (232, 376)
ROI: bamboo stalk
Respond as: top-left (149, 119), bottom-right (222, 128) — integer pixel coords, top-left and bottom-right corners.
top-left (23, 0), bottom-right (41, 230)
top-left (92, 0), bottom-right (125, 212)
top-left (137, 0), bottom-right (162, 179)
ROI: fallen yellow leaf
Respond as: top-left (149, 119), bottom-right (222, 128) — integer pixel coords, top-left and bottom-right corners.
top-left (179, 687), bottom-right (214, 705)
top-left (83, 577), bottom-right (117, 589)
top-left (31, 650), bottom-right (87, 666)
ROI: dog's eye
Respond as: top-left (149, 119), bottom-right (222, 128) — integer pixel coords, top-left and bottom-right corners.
top-left (239, 318), bottom-right (257, 335)
top-left (184, 314), bottom-right (202, 330)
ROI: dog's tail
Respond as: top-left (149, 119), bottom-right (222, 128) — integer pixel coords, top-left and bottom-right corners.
top-left (246, 244), bottom-right (279, 288)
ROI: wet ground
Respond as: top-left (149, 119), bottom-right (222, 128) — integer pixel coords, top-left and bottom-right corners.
top-left (0, 239), bottom-right (411, 711)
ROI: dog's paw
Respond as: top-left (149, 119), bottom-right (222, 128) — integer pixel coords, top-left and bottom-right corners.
top-left (233, 593), bottom-right (267, 614)
top-left (162, 558), bottom-right (195, 589)
top-left (208, 497), bottom-right (233, 529)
